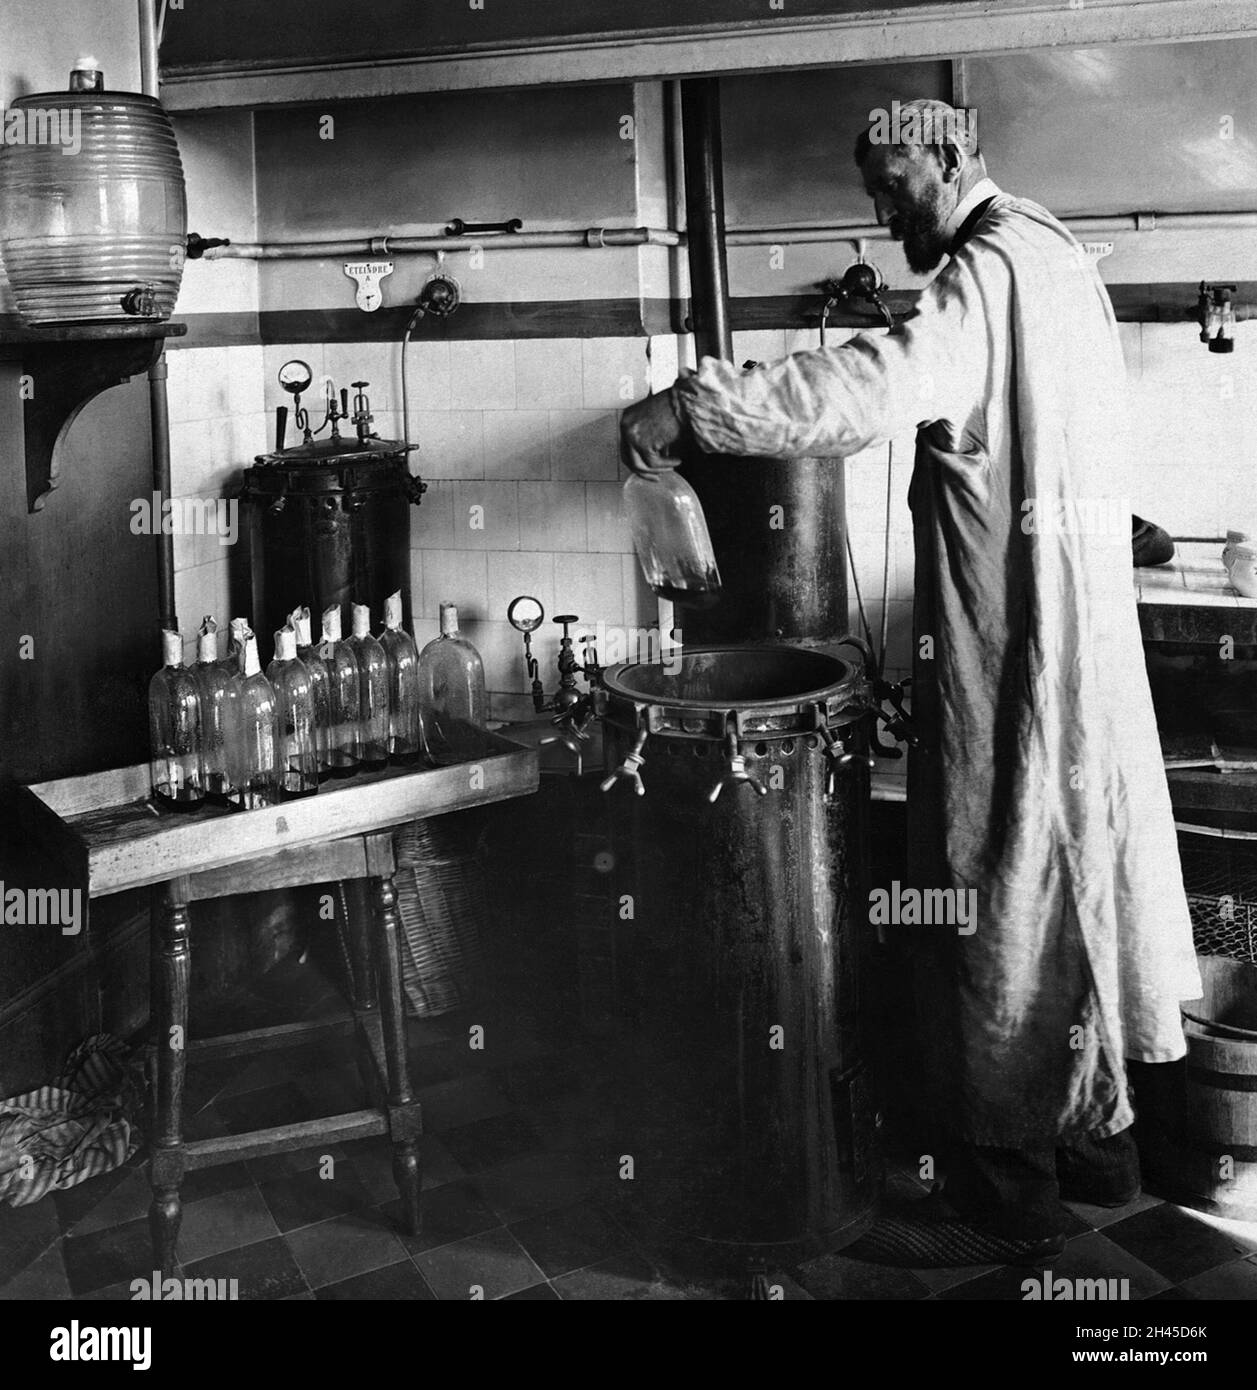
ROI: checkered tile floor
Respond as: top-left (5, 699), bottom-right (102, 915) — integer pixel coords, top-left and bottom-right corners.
top-left (2, 952), bottom-right (1256, 1300)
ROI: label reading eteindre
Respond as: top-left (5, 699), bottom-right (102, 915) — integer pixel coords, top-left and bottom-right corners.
top-left (343, 260), bottom-right (394, 312)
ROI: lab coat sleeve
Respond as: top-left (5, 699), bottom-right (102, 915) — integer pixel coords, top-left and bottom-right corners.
top-left (675, 250), bottom-right (1001, 459)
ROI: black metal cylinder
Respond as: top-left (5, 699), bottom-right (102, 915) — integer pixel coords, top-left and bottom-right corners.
top-left (602, 646), bottom-right (879, 1248)
top-left (238, 437), bottom-right (421, 640)
top-left (679, 456), bottom-right (848, 646)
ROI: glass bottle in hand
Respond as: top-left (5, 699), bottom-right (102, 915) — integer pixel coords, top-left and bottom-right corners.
top-left (349, 602), bottom-right (390, 771)
top-left (623, 470), bottom-right (722, 609)
top-left (418, 602), bottom-right (487, 763)
top-left (149, 629), bottom-right (205, 811)
top-left (267, 626), bottom-right (318, 799)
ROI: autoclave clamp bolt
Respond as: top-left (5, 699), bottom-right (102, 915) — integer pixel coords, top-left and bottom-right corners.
top-left (708, 731), bottom-right (769, 804)
top-left (601, 727), bottom-right (649, 796)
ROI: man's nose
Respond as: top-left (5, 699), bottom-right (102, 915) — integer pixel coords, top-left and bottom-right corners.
top-left (872, 194), bottom-right (894, 227)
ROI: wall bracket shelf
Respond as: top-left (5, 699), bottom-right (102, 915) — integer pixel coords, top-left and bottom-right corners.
top-left (0, 321), bottom-right (186, 513)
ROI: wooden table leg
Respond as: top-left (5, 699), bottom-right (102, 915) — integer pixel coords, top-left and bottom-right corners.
top-left (149, 876), bottom-right (190, 1275)
top-left (370, 870), bottom-right (423, 1235)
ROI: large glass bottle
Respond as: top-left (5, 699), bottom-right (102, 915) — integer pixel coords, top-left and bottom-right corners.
top-left (228, 630), bottom-right (282, 810)
top-left (379, 590), bottom-right (424, 764)
top-left (349, 602), bottom-right (390, 771)
top-left (192, 617), bottom-right (240, 806)
top-left (320, 605), bottom-right (361, 777)
top-left (623, 470), bottom-right (722, 608)
top-left (418, 602), bottom-right (487, 763)
top-left (267, 626), bottom-right (318, 799)
top-left (149, 629), bottom-right (205, 811)
top-left (289, 605), bottom-right (333, 782)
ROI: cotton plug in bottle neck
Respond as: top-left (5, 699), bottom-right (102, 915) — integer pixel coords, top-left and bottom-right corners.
top-left (242, 633), bottom-right (262, 678)
top-left (197, 616), bottom-right (218, 664)
top-left (384, 591), bottom-right (403, 631)
top-left (162, 630), bottom-right (183, 668)
top-left (352, 604), bottom-right (371, 640)
top-left (274, 627), bottom-right (298, 662)
top-left (289, 607), bottom-right (313, 647)
top-left (439, 603), bottom-right (460, 638)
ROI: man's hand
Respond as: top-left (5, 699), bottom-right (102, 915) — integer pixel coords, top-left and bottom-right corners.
top-left (620, 387), bottom-right (690, 475)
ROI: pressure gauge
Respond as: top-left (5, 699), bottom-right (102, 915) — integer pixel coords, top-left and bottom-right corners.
top-left (278, 359), bottom-right (313, 396)
top-left (507, 595), bottom-right (545, 633)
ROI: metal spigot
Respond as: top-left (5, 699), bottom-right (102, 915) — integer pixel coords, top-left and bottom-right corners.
top-left (707, 731), bottom-right (768, 803)
top-left (1198, 282), bottom-right (1237, 354)
top-left (601, 727), bottom-right (649, 796)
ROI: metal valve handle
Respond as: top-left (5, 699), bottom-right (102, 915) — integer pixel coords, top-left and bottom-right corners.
top-left (601, 727), bottom-right (648, 796)
top-left (708, 732), bottom-right (768, 803)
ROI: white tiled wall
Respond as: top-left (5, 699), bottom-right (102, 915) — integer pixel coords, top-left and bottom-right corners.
top-left (166, 345), bottom-right (267, 658)
top-left (316, 336), bottom-right (658, 712)
top-left (165, 318), bottom-right (1256, 713)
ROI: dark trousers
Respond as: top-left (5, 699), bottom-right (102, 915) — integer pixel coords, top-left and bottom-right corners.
top-left (944, 1127), bottom-right (1141, 1241)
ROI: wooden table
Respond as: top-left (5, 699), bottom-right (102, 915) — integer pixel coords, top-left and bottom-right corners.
top-left (1, 731), bottom-right (538, 1273)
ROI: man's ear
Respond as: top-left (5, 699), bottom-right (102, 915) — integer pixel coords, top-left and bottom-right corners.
top-left (937, 141), bottom-right (965, 183)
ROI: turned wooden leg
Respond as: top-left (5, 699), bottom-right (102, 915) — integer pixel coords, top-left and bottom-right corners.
top-left (371, 872), bottom-right (422, 1235)
top-left (148, 877), bottom-right (190, 1276)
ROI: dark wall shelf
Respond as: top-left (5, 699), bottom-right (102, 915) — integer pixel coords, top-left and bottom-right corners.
top-left (0, 322), bottom-right (186, 513)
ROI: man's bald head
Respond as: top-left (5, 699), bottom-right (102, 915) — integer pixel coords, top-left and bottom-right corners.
top-left (855, 99), bottom-right (986, 273)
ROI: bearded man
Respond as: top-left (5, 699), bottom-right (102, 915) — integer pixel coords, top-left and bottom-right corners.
top-left (619, 98), bottom-right (1200, 1264)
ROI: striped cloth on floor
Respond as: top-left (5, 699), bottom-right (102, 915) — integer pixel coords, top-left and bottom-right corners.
top-left (0, 1034), bottom-right (141, 1207)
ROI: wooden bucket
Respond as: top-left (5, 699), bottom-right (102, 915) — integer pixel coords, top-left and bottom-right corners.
top-left (1141, 956), bottom-right (1257, 1219)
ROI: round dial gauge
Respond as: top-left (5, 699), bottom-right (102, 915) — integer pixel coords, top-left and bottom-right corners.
top-left (278, 359), bottom-right (313, 395)
top-left (507, 595), bottom-right (545, 633)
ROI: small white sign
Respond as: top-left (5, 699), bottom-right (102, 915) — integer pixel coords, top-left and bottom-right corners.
top-left (1080, 242), bottom-right (1115, 260)
top-left (343, 260), bottom-right (394, 312)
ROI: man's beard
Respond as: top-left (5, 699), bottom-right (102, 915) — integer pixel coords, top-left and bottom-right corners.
top-left (895, 185), bottom-right (952, 274)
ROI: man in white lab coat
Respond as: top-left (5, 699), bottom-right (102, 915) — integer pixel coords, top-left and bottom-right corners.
top-left (620, 100), bottom-right (1201, 1265)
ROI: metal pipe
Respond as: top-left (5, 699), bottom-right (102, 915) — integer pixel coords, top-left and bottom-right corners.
top-left (203, 226), bottom-right (682, 260)
top-left (680, 79), bottom-right (732, 361)
top-left (138, 0), bottom-right (160, 98)
top-left (148, 353), bottom-right (176, 632)
top-left (199, 208), bottom-right (1257, 265)
top-left (726, 210), bottom-right (1257, 246)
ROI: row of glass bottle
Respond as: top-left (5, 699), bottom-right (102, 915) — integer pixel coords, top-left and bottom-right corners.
top-left (149, 597), bottom-right (487, 812)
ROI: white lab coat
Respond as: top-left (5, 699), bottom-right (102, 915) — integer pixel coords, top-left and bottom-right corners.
top-left (676, 193), bottom-right (1201, 1144)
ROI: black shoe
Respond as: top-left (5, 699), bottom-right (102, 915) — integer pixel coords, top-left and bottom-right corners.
top-left (1057, 1178), bottom-right (1141, 1209)
top-left (845, 1193), bottom-right (1067, 1269)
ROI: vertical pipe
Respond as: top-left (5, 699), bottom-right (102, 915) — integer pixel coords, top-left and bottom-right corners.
top-left (138, 0), bottom-right (160, 98)
top-left (676, 77), bottom-right (848, 647)
top-left (679, 79), bottom-right (733, 362)
top-left (149, 354), bottom-right (176, 632)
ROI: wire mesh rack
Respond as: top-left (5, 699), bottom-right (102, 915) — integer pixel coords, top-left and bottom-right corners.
top-left (1178, 824), bottom-right (1257, 966)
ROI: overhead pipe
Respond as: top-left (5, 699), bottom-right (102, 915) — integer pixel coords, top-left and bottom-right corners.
top-left (727, 209), bottom-right (1257, 246)
top-left (198, 226), bottom-right (682, 260)
top-left (194, 209), bottom-right (1257, 265)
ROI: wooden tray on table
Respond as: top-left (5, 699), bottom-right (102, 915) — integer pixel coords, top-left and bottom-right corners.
top-left (1, 727), bottom-right (538, 911)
